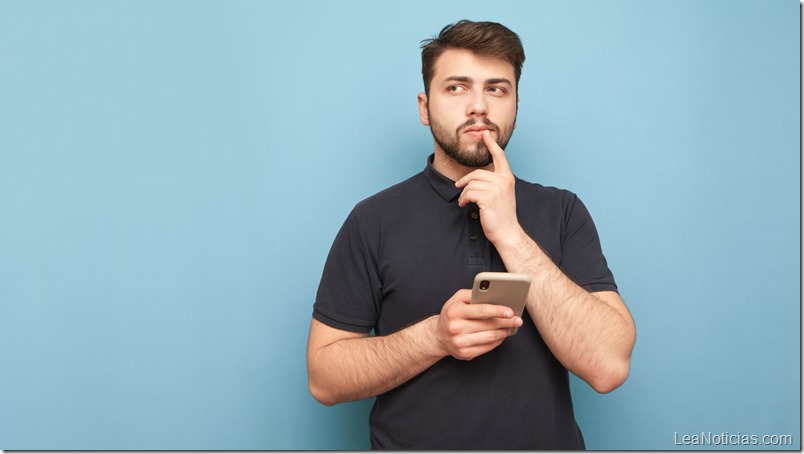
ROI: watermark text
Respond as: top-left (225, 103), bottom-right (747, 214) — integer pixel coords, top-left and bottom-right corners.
top-left (674, 431), bottom-right (795, 447)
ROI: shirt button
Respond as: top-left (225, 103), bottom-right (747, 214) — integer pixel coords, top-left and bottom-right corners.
top-left (469, 233), bottom-right (478, 242)
top-left (470, 212), bottom-right (479, 220)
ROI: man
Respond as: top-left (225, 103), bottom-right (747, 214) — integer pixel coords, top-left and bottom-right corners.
top-left (307, 20), bottom-right (636, 450)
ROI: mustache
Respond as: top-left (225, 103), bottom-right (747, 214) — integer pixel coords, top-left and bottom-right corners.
top-left (456, 117), bottom-right (499, 135)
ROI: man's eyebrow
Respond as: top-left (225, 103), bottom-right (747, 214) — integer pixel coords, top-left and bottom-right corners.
top-left (486, 78), bottom-right (513, 86)
top-left (441, 76), bottom-right (513, 86)
top-left (443, 76), bottom-right (472, 84)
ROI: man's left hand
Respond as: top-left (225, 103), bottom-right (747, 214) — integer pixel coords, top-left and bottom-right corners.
top-left (455, 130), bottom-right (520, 246)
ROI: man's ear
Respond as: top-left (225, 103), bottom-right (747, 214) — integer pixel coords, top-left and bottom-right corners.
top-left (417, 92), bottom-right (430, 126)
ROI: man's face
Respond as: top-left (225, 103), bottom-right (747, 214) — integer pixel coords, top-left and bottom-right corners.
top-left (418, 48), bottom-right (518, 168)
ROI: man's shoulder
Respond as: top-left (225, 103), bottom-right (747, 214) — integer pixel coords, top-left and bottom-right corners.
top-left (514, 176), bottom-right (578, 205)
top-left (353, 171), bottom-right (428, 214)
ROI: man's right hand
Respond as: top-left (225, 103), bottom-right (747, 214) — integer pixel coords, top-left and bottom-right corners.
top-left (308, 289), bottom-right (523, 406)
top-left (433, 289), bottom-right (523, 361)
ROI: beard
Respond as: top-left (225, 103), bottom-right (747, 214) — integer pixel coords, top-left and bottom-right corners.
top-left (429, 116), bottom-right (514, 168)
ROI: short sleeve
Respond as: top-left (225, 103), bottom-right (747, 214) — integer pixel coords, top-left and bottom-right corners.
top-left (559, 195), bottom-right (618, 293)
top-left (313, 209), bottom-right (382, 333)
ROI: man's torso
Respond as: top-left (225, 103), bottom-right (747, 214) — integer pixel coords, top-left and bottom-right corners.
top-left (314, 156), bottom-right (616, 449)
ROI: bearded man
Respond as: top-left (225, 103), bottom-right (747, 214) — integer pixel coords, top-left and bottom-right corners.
top-left (307, 20), bottom-right (636, 450)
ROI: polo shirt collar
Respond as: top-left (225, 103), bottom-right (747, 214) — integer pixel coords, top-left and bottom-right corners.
top-left (423, 154), bottom-right (462, 202)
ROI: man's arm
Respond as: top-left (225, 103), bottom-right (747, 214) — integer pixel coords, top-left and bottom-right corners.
top-left (307, 289), bottom-right (522, 406)
top-left (494, 230), bottom-right (635, 393)
top-left (455, 131), bottom-right (636, 394)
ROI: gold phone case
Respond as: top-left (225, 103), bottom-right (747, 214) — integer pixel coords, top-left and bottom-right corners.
top-left (471, 272), bottom-right (532, 335)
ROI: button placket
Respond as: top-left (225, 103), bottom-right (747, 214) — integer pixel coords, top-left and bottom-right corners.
top-left (467, 205), bottom-right (485, 265)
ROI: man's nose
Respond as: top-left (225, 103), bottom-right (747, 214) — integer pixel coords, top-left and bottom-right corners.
top-left (466, 91), bottom-right (488, 117)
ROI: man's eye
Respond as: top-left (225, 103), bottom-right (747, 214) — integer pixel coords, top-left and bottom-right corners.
top-left (488, 86), bottom-right (507, 94)
top-left (447, 85), bottom-right (465, 93)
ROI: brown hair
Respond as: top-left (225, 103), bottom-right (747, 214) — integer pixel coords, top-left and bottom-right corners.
top-left (420, 20), bottom-right (525, 96)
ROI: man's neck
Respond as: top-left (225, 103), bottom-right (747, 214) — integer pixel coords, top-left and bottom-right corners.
top-left (431, 148), bottom-right (495, 182)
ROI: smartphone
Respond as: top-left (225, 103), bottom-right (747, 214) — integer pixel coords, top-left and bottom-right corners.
top-left (471, 272), bottom-right (532, 335)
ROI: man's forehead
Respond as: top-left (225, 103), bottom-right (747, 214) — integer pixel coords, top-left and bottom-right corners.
top-left (432, 48), bottom-right (516, 81)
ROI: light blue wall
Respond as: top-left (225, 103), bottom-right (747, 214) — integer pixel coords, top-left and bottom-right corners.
top-left (0, 0), bottom-right (799, 450)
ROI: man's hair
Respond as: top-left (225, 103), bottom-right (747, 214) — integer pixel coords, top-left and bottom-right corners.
top-left (420, 20), bottom-right (525, 96)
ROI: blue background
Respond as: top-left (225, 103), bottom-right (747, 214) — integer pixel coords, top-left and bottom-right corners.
top-left (0, 0), bottom-right (799, 450)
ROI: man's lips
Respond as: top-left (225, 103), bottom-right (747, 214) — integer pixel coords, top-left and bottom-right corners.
top-left (463, 126), bottom-right (494, 139)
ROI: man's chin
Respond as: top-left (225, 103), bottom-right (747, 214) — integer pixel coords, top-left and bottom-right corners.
top-left (449, 149), bottom-right (493, 168)
top-left (434, 134), bottom-right (493, 167)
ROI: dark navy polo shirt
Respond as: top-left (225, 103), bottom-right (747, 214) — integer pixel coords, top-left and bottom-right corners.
top-left (313, 154), bottom-right (617, 450)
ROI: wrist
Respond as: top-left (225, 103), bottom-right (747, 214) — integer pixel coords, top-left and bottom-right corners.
top-left (491, 224), bottom-right (530, 253)
top-left (492, 226), bottom-right (553, 276)
top-left (420, 315), bottom-right (449, 360)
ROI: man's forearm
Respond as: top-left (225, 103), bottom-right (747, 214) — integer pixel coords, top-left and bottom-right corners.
top-left (495, 227), bottom-right (636, 393)
top-left (308, 316), bottom-right (444, 406)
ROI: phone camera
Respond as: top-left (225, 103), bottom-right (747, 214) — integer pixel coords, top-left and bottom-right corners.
top-left (479, 280), bottom-right (490, 291)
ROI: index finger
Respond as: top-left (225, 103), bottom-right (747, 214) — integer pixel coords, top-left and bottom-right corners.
top-left (483, 130), bottom-right (511, 175)
top-left (465, 302), bottom-right (515, 320)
